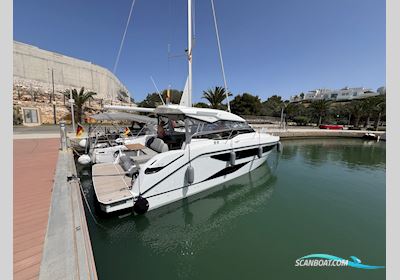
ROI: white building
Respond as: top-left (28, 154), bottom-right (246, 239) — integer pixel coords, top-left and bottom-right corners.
top-left (290, 87), bottom-right (383, 103)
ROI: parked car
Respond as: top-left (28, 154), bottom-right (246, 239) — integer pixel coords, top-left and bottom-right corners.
top-left (319, 124), bottom-right (344, 130)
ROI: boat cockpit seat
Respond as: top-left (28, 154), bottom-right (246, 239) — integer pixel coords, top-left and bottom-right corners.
top-left (146, 137), bottom-right (169, 153)
top-left (119, 154), bottom-right (138, 177)
top-left (126, 137), bottom-right (169, 166)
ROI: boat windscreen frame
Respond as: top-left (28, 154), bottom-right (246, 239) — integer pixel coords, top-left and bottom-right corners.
top-left (156, 114), bottom-right (254, 145)
top-left (183, 116), bottom-right (254, 143)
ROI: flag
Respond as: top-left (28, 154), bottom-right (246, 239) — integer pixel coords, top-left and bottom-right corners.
top-left (123, 127), bottom-right (131, 136)
top-left (76, 124), bottom-right (84, 137)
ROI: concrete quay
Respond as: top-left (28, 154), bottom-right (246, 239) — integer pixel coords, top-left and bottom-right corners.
top-left (252, 125), bottom-right (385, 139)
top-left (38, 150), bottom-right (97, 280)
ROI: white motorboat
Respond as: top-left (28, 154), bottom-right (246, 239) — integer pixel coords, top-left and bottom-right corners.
top-left (362, 132), bottom-right (378, 141)
top-left (92, 105), bottom-right (280, 213)
top-left (91, 0), bottom-right (281, 214)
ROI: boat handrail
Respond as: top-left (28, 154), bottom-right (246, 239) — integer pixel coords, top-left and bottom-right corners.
top-left (133, 125), bottom-right (147, 138)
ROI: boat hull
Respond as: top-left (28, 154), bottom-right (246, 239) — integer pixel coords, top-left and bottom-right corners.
top-left (92, 132), bottom-right (280, 214)
top-left (145, 152), bottom-right (272, 212)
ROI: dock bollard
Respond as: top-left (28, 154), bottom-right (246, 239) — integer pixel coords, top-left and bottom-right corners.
top-left (59, 121), bottom-right (68, 151)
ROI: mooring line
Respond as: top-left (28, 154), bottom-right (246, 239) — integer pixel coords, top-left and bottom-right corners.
top-left (71, 177), bottom-right (109, 230)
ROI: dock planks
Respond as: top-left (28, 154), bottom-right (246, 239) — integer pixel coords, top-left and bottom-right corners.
top-left (13, 139), bottom-right (59, 280)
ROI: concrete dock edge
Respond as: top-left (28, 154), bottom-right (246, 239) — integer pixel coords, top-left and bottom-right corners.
top-left (251, 127), bottom-right (385, 139)
top-left (39, 149), bottom-right (97, 280)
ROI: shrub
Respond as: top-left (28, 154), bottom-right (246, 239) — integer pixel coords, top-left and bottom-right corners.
top-left (293, 116), bottom-right (311, 126)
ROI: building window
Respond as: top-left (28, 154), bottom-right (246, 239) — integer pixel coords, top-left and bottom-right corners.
top-left (22, 108), bottom-right (40, 125)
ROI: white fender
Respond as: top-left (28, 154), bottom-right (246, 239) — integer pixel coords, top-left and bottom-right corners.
top-left (79, 138), bottom-right (87, 148)
top-left (78, 154), bottom-right (91, 165)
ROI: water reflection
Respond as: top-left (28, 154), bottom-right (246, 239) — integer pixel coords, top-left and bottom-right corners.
top-left (79, 158), bottom-right (278, 255)
top-left (135, 164), bottom-right (277, 255)
top-left (282, 138), bottom-right (385, 169)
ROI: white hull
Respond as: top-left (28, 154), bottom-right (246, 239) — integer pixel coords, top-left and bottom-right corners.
top-left (127, 132), bottom-right (280, 213)
top-left (146, 153), bottom-right (270, 211)
top-left (98, 153), bottom-right (271, 213)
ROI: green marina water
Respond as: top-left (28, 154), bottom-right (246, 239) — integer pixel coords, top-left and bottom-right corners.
top-left (78, 138), bottom-right (385, 280)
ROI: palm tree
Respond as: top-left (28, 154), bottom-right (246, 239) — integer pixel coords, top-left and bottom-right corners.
top-left (361, 97), bottom-right (380, 128)
top-left (346, 100), bottom-right (363, 127)
top-left (202, 87), bottom-right (231, 109)
top-left (65, 87), bottom-right (96, 123)
top-left (310, 100), bottom-right (331, 126)
top-left (373, 96), bottom-right (386, 130)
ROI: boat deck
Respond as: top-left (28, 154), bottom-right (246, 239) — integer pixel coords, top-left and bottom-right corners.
top-left (92, 163), bottom-right (134, 205)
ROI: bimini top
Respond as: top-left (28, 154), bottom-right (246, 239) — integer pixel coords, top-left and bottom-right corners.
top-left (89, 112), bottom-right (157, 124)
top-left (154, 105), bottom-right (246, 123)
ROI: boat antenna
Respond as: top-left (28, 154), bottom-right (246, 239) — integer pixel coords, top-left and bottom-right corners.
top-left (210, 0), bottom-right (231, 112)
top-left (113, 0), bottom-right (137, 74)
top-left (150, 76), bottom-right (166, 105)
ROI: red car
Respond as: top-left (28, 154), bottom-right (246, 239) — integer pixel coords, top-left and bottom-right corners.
top-left (319, 124), bottom-right (344, 130)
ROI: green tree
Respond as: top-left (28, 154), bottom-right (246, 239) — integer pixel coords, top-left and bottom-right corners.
top-left (309, 100), bottom-right (331, 126)
top-left (193, 102), bottom-right (210, 108)
top-left (346, 100), bottom-right (363, 127)
top-left (13, 106), bottom-right (23, 125)
top-left (202, 87), bottom-right (231, 109)
top-left (64, 87), bottom-right (96, 123)
top-left (138, 89), bottom-right (183, 108)
top-left (330, 103), bottom-right (350, 125)
top-left (161, 89), bottom-right (183, 104)
top-left (230, 93), bottom-right (262, 115)
top-left (373, 95), bottom-right (386, 130)
top-left (261, 95), bottom-right (284, 117)
top-left (138, 92), bottom-right (164, 108)
top-left (285, 102), bottom-right (306, 121)
top-left (361, 97), bottom-right (381, 128)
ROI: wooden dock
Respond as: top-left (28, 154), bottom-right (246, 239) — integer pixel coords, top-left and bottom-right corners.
top-left (14, 135), bottom-right (98, 280)
top-left (13, 139), bottom-right (59, 280)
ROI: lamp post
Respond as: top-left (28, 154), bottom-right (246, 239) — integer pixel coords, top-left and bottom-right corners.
top-left (51, 69), bottom-right (57, 124)
top-left (69, 90), bottom-right (76, 133)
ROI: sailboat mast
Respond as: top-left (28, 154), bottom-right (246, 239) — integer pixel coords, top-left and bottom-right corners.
top-left (187, 0), bottom-right (192, 107)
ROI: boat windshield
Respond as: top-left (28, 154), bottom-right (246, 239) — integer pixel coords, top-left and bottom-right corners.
top-left (156, 115), bottom-right (254, 145)
top-left (186, 118), bottom-right (254, 139)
